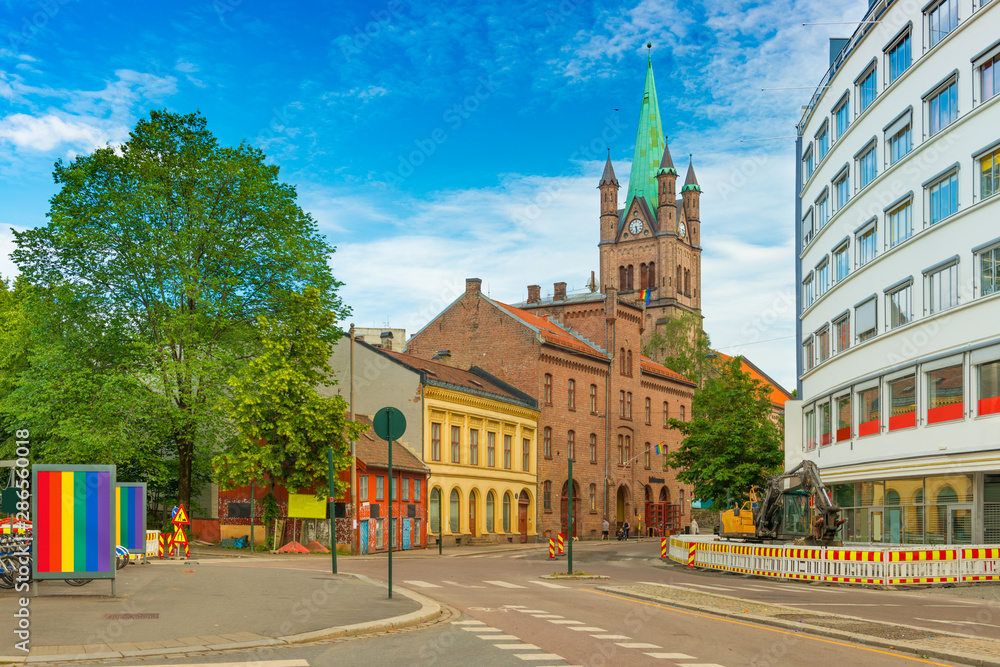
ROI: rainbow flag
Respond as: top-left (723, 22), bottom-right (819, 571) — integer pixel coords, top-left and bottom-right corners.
top-left (116, 484), bottom-right (146, 554)
top-left (640, 289), bottom-right (651, 305)
top-left (655, 442), bottom-right (663, 455)
top-left (33, 466), bottom-right (115, 576)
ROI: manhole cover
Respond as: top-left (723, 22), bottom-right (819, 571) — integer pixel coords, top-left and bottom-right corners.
top-left (103, 613), bottom-right (159, 620)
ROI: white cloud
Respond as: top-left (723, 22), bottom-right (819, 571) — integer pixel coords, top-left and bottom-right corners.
top-left (175, 59), bottom-right (199, 73)
top-left (0, 113), bottom-right (125, 152)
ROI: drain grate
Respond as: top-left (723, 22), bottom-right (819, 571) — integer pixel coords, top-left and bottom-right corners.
top-left (103, 613), bottom-right (159, 620)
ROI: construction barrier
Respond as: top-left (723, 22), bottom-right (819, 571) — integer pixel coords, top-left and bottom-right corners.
top-left (145, 530), bottom-right (160, 557)
top-left (660, 537), bottom-right (667, 559)
top-left (549, 538), bottom-right (556, 559)
top-left (557, 533), bottom-right (565, 555)
top-left (667, 535), bottom-right (1000, 586)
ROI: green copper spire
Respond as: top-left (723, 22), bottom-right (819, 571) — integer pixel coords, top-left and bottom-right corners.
top-left (625, 57), bottom-right (665, 214)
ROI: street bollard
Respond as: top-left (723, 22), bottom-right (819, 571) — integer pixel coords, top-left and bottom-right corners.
top-left (557, 533), bottom-right (565, 555)
top-left (549, 538), bottom-right (555, 559)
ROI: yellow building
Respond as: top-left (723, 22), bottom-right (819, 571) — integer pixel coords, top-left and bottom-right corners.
top-left (423, 382), bottom-right (539, 545)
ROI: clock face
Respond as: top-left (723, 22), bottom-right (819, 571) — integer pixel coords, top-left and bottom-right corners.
top-left (679, 222), bottom-right (687, 238)
top-left (628, 219), bottom-right (643, 235)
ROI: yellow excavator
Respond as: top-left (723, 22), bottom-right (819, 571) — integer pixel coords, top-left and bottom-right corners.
top-left (719, 460), bottom-right (844, 545)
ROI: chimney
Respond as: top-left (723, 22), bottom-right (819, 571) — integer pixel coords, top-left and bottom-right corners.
top-left (432, 350), bottom-right (452, 366)
top-left (466, 278), bottom-right (482, 294)
top-left (527, 285), bottom-right (541, 304)
top-left (554, 282), bottom-right (567, 301)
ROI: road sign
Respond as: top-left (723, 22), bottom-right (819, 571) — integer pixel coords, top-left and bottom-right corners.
top-left (172, 504), bottom-right (190, 525)
top-left (373, 407), bottom-right (406, 441)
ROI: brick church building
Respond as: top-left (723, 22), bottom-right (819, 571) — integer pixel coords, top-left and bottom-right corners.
top-left (405, 57), bottom-right (699, 540)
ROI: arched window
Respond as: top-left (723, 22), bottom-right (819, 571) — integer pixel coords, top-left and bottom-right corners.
top-left (543, 427), bottom-right (552, 458)
top-left (429, 488), bottom-right (441, 533)
top-left (589, 483), bottom-right (597, 511)
top-left (626, 392), bottom-right (632, 418)
top-left (626, 350), bottom-right (633, 375)
top-left (648, 262), bottom-right (656, 287)
top-left (644, 442), bottom-right (651, 469)
top-left (590, 384), bottom-right (598, 412)
top-left (680, 488), bottom-right (685, 515)
top-left (503, 492), bottom-right (511, 531)
top-left (619, 265), bottom-right (627, 289)
top-left (684, 269), bottom-right (691, 295)
top-left (486, 492), bottom-right (495, 532)
top-left (589, 433), bottom-right (597, 463)
top-left (449, 489), bottom-right (460, 533)
top-left (617, 435), bottom-right (624, 464)
top-left (624, 435), bottom-right (631, 463)
top-left (627, 265), bottom-right (634, 290)
top-left (567, 378), bottom-right (576, 409)
top-left (663, 401), bottom-right (669, 427)
top-left (640, 263), bottom-right (648, 289)
top-left (676, 265), bottom-right (682, 289)
top-left (543, 481), bottom-right (552, 511)
top-left (680, 405), bottom-right (686, 421)
top-left (567, 430), bottom-right (575, 461)
top-left (543, 373), bottom-right (552, 405)
top-left (620, 348), bottom-right (626, 374)
top-left (619, 390), bottom-right (625, 416)
top-left (645, 397), bottom-right (651, 424)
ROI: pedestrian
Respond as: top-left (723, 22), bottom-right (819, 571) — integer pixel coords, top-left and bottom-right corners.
top-left (636, 517), bottom-right (642, 539)
top-left (602, 518), bottom-right (610, 540)
top-left (622, 519), bottom-right (630, 541)
top-left (691, 517), bottom-right (699, 535)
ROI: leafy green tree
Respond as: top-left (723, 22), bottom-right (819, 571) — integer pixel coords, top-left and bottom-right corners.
top-left (643, 312), bottom-right (713, 384)
top-left (8, 110), bottom-right (347, 509)
top-left (665, 356), bottom-right (784, 509)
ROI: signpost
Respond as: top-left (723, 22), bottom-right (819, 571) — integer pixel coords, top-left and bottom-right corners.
top-left (328, 447), bottom-right (337, 574)
top-left (373, 406), bottom-right (406, 600)
top-left (567, 458), bottom-right (574, 575)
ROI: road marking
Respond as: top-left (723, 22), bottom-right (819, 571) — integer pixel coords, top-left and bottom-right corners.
top-left (914, 617), bottom-right (1000, 628)
top-left (481, 634), bottom-right (520, 640)
top-left (503, 605), bottom-right (527, 608)
top-left (644, 654), bottom-right (695, 660)
top-left (516, 609), bottom-right (550, 613)
top-left (463, 627), bottom-right (503, 632)
top-left (495, 644), bottom-right (540, 649)
top-left (568, 626), bottom-right (606, 632)
top-left (529, 580), bottom-right (569, 589)
top-left (924, 604), bottom-right (979, 608)
top-left (403, 580), bottom-right (442, 588)
top-left (443, 580), bottom-right (486, 588)
top-left (588, 589), bottom-right (956, 666)
top-left (785, 603), bottom-right (900, 607)
top-left (549, 620), bottom-right (583, 624)
top-left (485, 580), bottom-right (527, 588)
top-left (590, 634), bottom-right (630, 639)
top-left (143, 663), bottom-right (309, 667)
top-left (452, 620), bottom-right (486, 625)
top-left (532, 614), bottom-right (564, 618)
top-left (675, 663), bottom-right (725, 666)
top-left (616, 642), bottom-right (661, 649)
top-left (670, 582), bottom-right (734, 591)
top-left (515, 654), bottom-right (565, 661)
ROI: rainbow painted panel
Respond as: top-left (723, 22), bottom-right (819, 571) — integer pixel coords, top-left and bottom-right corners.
top-left (116, 484), bottom-right (146, 553)
top-left (32, 465), bottom-right (116, 578)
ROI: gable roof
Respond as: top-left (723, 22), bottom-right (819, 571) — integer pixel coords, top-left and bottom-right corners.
top-left (640, 355), bottom-right (696, 386)
top-left (353, 415), bottom-right (429, 474)
top-left (492, 300), bottom-right (608, 360)
top-left (715, 352), bottom-right (793, 408)
top-left (366, 342), bottom-right (537, 409)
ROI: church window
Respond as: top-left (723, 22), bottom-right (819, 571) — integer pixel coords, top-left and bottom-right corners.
top-left (568, 378), bottom-right (576, 409)
top-left (617, 435), bottom-right (624, 464)
top-left (589, 434), bottom-right (597, 463)
top-left (619, 348), bottom-right (626, 374)
top-left (544, 374), bottom-right (552, 405)
top-left (648, 262), bottom-right (656, 288)
top-left (640, 263), bottom-right (648, 289)
top-left (627, 265), bottom-right (634, 290)
top-left (619, 266), bottom-right (627, 289)
top-left (684, 269), bottom-right (691, 295)
top-left (626, 392), bottom-right (632, 419)
top-left (544, 427), bottom-right (552, 459)
top-left (590, 384), bottom-right (598, 412)
top-left (626, 350), bottom-right (633, 376)
top-left (645, 397), bottom-right (651, 424)
top-left (619, 390), bottom-right (625, 417)
top-left (663, 401), bottom-right (669, 427)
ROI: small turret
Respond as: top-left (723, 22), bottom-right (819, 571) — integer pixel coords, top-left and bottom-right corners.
top-left (656, 136), bottom-right (678, 231)
top-left (681, 156), bottom-right (701, 238)
top-left (599, 151), bottom-right (620, 241)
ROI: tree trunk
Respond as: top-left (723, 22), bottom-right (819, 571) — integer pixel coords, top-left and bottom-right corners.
top-left (177, 433), bottom-right (194, 511)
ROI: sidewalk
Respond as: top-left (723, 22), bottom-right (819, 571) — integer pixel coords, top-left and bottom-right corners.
top-left (189, 539), bottom-right (550, 560)
top-left (0, 557), bottom-right (441, 664)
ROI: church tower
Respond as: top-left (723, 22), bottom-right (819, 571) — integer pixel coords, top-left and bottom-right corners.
top-left (598, 55), bottom-right (703, 351)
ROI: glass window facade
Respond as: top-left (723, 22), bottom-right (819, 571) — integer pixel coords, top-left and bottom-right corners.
top-left (835, 244), bottom-right (850, 282)
top-left (928, 263), bottom-right (958, 314)
top-left (979, 359), bottom-right (1000, 416)
top-left (858, 386), bottom-right (880, 436)
top-left (836, 173), bottom-right (851, 208)
top-left (981, 244), bottom-right (1000, 297)
top-left (929, 172), bottom-right (959, 224)
top-left (804, 409), bottom-right (816, 450)
top-left (888, 374), bottom-right (916, 430)
top-left (888, 33), bottom-right (910, 83)
top-left (859, 147), bottom-right (876, 188)
top-left (983, 54), bottom-right (999, 103)
top-left (888, 200), bottom-right (911, 247)
top-left (981, 148), bottom-right (1000, 200)
top-left (928, 0), bottom-right (958, 48)
top-left (927, 365), bottom-right (963, 424)
top-left (819, 402), bottom-right (832, 446)
top-left (888, 125), bottom-right (912, 165)
top-left (835, 100), bottom-right (850, 138)
top-left (817, 195), bottom-right (830, 229)
top-left (858, 69), bottom-right (877, 111)
top-left (858, 226), bottom-right (876, 266)
top-left (928, 81), bottom-right (958, 135)
top-left (817, 126), bottom-right (829, 159)
top-left (835, 316), bottom-right (850, 353)
top-left (888, 285), bottom-right (911, 329)
top-left (836, 393), bottom-right (852, 441)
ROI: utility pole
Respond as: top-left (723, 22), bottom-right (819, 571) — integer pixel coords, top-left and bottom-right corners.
top-left (567, 457), bottom-right (574, 575)
top-left (350, 324), bottom-right (358, 556)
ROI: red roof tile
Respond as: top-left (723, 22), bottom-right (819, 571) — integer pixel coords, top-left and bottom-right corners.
top-left (494, 301), bottom-right (607, 359)
top-left (353, 415), bottom-right (428, 474)
top-left (639, 355), bottom-right (696, 385)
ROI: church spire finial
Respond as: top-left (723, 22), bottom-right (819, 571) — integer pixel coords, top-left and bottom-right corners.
top-left (625, 51), bottom-right (664, 214)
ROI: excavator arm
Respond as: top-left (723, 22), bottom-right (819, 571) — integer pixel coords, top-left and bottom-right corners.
top-left (752, 460), bottom-right (844, 544)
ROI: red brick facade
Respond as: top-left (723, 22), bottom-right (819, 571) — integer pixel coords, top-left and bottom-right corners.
top-left (406, 280), bottom-right (695, 540)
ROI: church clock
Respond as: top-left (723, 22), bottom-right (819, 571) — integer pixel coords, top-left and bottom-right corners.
top-left (628, 219), bottom-right (643, 235)
top-left (678, 221), bottom-right (686, 238)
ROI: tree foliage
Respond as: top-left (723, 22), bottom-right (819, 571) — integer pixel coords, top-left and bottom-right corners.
top-left (212, 288), bottom-right (366, 501)
top-left (665, 356), bottom-right (784, 509)
top-left (6, 110), bottom-right (347, 508)
top-left (643, 311), bottom-right (712, 383)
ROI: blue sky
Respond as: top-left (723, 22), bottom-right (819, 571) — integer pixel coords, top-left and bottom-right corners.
top-left (0, 0), bottom-right (869, 389)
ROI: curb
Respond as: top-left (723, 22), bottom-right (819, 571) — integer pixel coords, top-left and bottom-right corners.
top-left (3, 574), bottom-right (442, 664)
top-left (596, 584), bottom-right (1000, 667)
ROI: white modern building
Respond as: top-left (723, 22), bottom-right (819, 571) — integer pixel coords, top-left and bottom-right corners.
top-left (787, 0), bottom-right (1000, 545)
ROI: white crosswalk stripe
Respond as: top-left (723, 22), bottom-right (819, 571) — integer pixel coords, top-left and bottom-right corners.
top-left (568, 626), bottom-right (605, 632)
top-left (645, 653), bottom-right (695, 660)
top-left (590, 634), bottom-right (630, 639)
top-left (529, 580), bottom-right (569, 589)
top-left (485, 580), bottom-right (527, 588)
top-left (403, 580), bottom-right (442, 588)
top-left (443, 580), bottom-right (486, 588)
top-left (452, 620), bottom-right (486, 625)
top-left (495, 643), bottom-right (539, 649)
top-left (515, 654), bottom-right (564, 661)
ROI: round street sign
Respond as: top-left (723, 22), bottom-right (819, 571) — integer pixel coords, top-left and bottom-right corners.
top-left (373, 406), bottom-right (406, 441)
